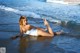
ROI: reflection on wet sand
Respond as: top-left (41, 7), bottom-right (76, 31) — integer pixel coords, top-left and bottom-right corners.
top-left (17, 36), bottom-right (53, 53)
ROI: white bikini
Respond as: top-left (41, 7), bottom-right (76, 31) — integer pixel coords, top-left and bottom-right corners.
top-left (24, 29), bottom-right (38, 36)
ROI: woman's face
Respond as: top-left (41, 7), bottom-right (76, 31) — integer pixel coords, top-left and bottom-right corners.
top-left (23, 19), bottom-right (27, 25)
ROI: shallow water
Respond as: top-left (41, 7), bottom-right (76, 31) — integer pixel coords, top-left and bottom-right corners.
top-left (0, 0), bottom-right (80, 53)
top-left (0, 35), bottom-right (80, 53)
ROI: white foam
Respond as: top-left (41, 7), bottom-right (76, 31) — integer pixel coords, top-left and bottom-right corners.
top-left (0, 1), bottom-right (80, 24)
top-left (0, 5), bottom-right (19, 12)
top-left (18, 11), bottom-right (41, 18)
top-left (0, 5), bottom-right (41, 18)
top-left (41, 16), bottom-right (61, 24)
top-left (47, 0), bottom-right (68, 4)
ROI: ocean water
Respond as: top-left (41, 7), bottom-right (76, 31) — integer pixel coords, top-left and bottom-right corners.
top-left (0, 0), bottom-right (80, 53)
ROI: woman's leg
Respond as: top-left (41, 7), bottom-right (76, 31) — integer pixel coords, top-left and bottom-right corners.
top-left (37, 19), bottom-right (54, 37)
top-left (44, 19), bottom-right (54, 35)
top-left (54, 30), bottom-right (64, 35)
top-left (37, 29), bottom-right (53, 37)
top-left (46, 25), bottom-right (54, 35)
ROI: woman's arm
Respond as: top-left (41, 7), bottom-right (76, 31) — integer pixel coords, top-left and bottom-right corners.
top-left (11, 26), bottom-right (23, 39)
top-left (11, 33), bottom-right (22, 39)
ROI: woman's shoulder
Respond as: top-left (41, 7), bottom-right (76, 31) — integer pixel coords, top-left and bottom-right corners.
top-left (25, 24), bottom-right (31, 29)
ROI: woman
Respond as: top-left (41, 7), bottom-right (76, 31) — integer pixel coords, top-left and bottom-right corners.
top-left (19, 16), bottom-right (63, 37)
top-left (11, 16), bottom-right (63, 39)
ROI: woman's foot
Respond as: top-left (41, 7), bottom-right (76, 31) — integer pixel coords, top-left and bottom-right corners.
top-left (43, 19), bottom-right (49, 26)
top-left (55, 30), bottom-right (64, 35)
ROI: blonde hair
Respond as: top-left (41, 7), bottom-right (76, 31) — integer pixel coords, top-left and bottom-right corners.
top-left (19, 16), bottom-right (27, 26)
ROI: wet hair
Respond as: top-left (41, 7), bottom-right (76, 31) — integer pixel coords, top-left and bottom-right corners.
top-left (19, 16), bottom-right (27, 26)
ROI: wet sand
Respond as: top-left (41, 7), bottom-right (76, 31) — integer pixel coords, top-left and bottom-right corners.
top-left (0, 32), bottom-right (80, 53)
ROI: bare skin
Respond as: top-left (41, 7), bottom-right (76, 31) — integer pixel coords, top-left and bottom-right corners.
top-left (11, 18), bottom-right (63, 39)
top-left (20, 19), bottom-right (54, 37)
top-left (37, 19), bottom-right (54, 36)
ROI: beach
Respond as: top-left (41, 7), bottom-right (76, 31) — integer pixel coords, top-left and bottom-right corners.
top-left (0, 0), bottom-right (80, 53)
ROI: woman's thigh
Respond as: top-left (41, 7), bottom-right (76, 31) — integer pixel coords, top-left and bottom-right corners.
top-left (37, 29), bottom-right (54, 37)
